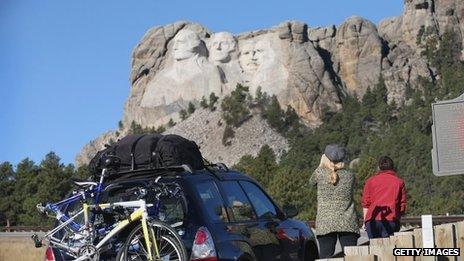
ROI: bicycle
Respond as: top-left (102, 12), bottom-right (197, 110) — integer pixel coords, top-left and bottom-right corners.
top-left (116, 181), bottom-right (187, 261)
top-left (32, 156), bottom-right (188, 260)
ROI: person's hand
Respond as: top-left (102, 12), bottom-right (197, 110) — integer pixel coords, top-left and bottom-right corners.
top-left (362, 222), bottom-right (366, 231)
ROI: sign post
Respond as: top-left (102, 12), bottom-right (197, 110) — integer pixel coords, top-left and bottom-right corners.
top-left (431, 93), bottom-right (464, 176)
top-left (421, 215), bottom-right (434, 248)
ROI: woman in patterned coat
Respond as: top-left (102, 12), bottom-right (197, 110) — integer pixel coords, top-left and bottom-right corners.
top-left (309, 144), bottom-right (359, 258)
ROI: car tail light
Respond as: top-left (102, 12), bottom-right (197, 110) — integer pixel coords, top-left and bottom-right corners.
top-left (44, 246), bottom-right (55, 261)
top-left (190, 227), bottom-right (218, 261)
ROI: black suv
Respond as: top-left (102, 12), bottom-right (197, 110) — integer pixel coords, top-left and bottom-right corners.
top-left (47, 166), bottom-right (319, 261)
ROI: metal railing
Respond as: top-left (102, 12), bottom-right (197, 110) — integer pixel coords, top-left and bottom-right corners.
top-left (306, 215), bottom-right (464, 228)
top-left (0, 226), bottom-right (51, 232)
top-left (2, 215), bottom-right (463, 232)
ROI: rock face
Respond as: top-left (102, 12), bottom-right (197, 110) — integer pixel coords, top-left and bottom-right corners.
top-left (76, 109), bottom-right (289, 168)
top-left (77, 0), bottom-right (464, 167)
top-left (378, 0), bottom-right (464, 103)
top-left (75, 131), bottom-right (118, 167)
top-left (125, 21), bottom-right (342, 129)
top-left (333, 17), bottom-right (384, 98)
top-left (123, 1), bottom-right (464, 129)
top-left (165, 109), bottom-right (289, 167)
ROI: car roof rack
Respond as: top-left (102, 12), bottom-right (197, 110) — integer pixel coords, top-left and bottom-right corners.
top-left (203, 162), bottom-right (230, 180)
top-left (205, 162), bottom-right (229, 172)
top-left (118, 164), bottom-right (192, 174)
top-left (107, 164), bottom-right (194, 182)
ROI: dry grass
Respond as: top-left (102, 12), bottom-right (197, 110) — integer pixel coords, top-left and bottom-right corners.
top-left (0, 237), bottom-right (45, 261)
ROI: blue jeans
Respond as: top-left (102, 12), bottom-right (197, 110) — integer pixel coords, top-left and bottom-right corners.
top-left (365, 220), bottom-right (400, 239)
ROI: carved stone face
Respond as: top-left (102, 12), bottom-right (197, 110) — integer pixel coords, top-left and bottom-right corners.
top-left (210, 32), bottom-right (237, 63)
top-left (172, 29), bottom-right (203, 61)
top-left (239, 41), bottom-right (266, 73)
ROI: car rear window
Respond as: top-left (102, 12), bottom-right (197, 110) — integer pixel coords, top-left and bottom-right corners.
top-left (195, 181), bottom-right (228, 222)
top-left (240, 181), bottom-right (277, 220)
top-left (221, 181), bottom-right (256, 222)
top-left (106, 183), bottom-right (186, 226)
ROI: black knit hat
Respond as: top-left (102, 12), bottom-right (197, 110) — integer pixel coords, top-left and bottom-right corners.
top-left (324, 144), bottom-right (346, 163)
top-left (378, 156), bottom-right (394, 170)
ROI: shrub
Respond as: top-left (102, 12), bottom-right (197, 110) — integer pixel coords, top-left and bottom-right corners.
top-left (156, 125), bottom-right (166, 133)
top-left (209, 92), bottom-right (219, 111)
top-left (200, 96), bottom-right (208, 109)
top-left (222, 125), bottom-right (235, 146)
top-left (179, 109), bottom-right (188, 120)
top-left (167, 118), bottom-right (176, 127)
top-left (188, 102), bottom-right (196, 114)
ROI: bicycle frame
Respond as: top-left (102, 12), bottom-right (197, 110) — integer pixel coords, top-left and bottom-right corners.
top-left (42, 169), bottom-right (108, 232)
top-left (45, 199), bottom-right (159, 261)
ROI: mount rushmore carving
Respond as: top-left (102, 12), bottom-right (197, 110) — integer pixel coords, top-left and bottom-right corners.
top-left (124, 21), bottom-right (343, 129)
top-left (125, 0), bottom-right (464, 130)
top-left (77, 0), bottom-right (464, 166)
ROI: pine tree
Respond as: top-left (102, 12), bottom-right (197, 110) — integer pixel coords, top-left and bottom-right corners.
top-left (179, 109), bottom-right (188, 120)
top-left (168, 118), bottom-right (176, 127)
top-left (27, 153), bottom-right (73, 226)
top-left (200, 96), bottom-right (208, 109)
top-left (222, 125), bottom-right (235, 146)
top-left (14, 158), bottom-right (40, 225)
top-left (75, 165), bottom-right (92, 180)
top-left (221, 84), bottom-right (251, 127)
top-left (156, 125), bottom-right (166, 133)
top-left (129, 121), bottom-right (143, 134)
top-left (187, 102), bottom-right (196, 114)
top-left (362, 87), bottom-right (376, 109)
top-left (262, 95), bottom-right (285, 132)
top-left (268, 166), bottom-right (315, 220)
top-left (208, 92), bottom-right (219, 111)
top-left (254, 86), bottom-right (269, 107)
top-left (284, 105), bottom-right (300, 133)
top-left (0, 162), bottom-right (16, 226)
top-left (234, 145), bottom-right (277, 189)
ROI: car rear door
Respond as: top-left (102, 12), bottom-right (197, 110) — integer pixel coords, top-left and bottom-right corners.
top-left (219, 180), bottom-right (281, 261)
top-left (239, 181), bottom-right (301, 261)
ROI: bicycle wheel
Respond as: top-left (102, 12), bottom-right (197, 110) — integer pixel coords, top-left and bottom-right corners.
top-left (116, 221), bottom-right (187, 261)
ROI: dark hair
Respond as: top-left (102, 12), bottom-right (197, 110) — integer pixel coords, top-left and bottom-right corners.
top-left (378, 156), bottom-right (394, 170)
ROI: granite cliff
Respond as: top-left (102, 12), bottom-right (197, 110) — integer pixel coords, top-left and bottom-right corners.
top-left (76, 0), bottom-right (464, 167)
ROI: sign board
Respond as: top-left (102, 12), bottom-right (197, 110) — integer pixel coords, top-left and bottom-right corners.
top-left (431, 93), bottom-right (464, 176)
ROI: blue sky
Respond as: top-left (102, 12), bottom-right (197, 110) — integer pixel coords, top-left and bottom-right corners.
top-left (0, 0), bottom-right (404, 166)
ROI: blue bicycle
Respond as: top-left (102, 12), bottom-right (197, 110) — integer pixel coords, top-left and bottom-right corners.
top-left (35, 168), bottom-right (108, 235)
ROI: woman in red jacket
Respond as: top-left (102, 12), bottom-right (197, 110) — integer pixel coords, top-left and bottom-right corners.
top-left (361, 156), bottom-right (407, 238)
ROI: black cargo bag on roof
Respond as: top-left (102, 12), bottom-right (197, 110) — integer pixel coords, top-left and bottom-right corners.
top-left (89, 134), bottom-right (162, 173)
top-left (89, 148), bottom-right (110, 174)
top-left (154, 134), bottom-right (204, 170)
